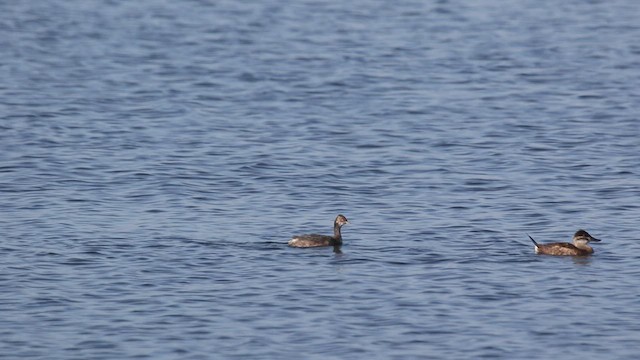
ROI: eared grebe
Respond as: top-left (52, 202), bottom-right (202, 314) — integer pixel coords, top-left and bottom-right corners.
top-left (528, 229), bottom-right (601, 256)
top-left (288, 214), bottom-right (349, 248)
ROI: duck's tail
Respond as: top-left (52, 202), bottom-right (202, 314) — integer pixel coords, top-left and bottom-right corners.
top-left (527, 234), bottom-right (538, 246)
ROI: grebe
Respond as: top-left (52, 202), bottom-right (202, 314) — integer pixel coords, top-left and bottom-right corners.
top-left (288, 215), bottom-right (349, 248)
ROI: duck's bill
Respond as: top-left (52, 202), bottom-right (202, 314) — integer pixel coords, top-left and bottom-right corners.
top-left (590, 237), bottom-right (601, 242)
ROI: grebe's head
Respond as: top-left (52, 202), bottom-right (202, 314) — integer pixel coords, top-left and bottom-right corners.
top-left (335, 214), bottom-right (349, 227)
top-left (573, 229), bottom-right (601, 246)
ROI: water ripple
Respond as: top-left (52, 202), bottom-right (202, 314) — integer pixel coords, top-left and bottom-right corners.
top-left (2, 0), bottom-right (640, 359)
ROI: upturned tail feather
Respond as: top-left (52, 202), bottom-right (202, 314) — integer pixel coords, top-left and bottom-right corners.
top-left (527, 234), bottom-right (538, 246)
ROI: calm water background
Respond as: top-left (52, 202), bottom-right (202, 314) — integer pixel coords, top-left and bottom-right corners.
top-left (1, 0), bottom-right (640, 359)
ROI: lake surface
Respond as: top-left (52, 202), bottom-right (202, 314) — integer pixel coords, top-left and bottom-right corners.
top-left (1, 0), bottom-right (640, 359)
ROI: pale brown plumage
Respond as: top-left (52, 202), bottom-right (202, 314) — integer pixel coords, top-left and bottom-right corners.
top-left (529, 230), bottom-right (601, 256)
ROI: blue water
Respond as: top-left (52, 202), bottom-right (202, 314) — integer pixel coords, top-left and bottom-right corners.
top-left (2, 0), bottom-right (640, 359)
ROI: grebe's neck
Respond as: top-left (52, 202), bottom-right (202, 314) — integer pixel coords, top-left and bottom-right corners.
top-left (333, 222), bottom-right (342, 241)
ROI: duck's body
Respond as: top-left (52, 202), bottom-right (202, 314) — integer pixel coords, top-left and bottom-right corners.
top-left (288, 215), bottom-right (349, 248)
top-left (529, 230), bottom-right (600, 256)
top-left (530, 240), bottom-right (594, 256)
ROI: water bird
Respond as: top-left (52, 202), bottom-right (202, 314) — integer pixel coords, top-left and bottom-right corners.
top-left (288, 214), bottom-right (349, 248)
top-left (528, 230), bottom-right (601, 256)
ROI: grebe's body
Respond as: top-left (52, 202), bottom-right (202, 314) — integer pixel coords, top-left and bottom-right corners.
top-left (288, 215), bottom-right (349, 248)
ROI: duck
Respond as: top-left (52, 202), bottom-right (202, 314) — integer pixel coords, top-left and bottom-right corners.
top-left (288, 214), bottom-right (349, 248)
top-left (528, 229), bottom-right (601, 256)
